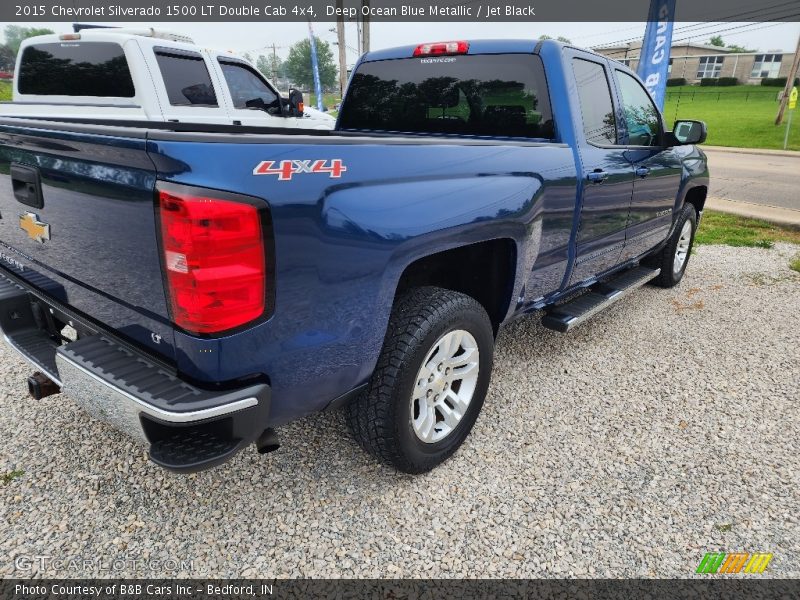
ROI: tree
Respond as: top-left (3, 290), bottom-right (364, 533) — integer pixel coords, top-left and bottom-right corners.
top-left (725, 43), bottom-right (756, 53)
top-left (708, 36), bottom-right (755, 52)
top-left (256, 54), bottom-right (285, 83)
top-left (538, 35), bottom-right (572, 43)
top-left (0, 45), bottom-right (14, 71)
top-left (3, 25), bottom-right (54, 55)
top-left (284, 37), bottom-right (337, 92)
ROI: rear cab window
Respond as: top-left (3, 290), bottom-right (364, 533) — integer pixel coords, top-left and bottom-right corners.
top-left (18, 42), bottom-right (135, 97)
top-left (571, 58), bottom-right (618, 145)
top-left (338, 54), bottom-right (554, 140)
top-left (154, 48), bottom-right (218, 106)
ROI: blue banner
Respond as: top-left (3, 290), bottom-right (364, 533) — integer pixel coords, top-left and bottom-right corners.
top-left (307, 22), bottom-right (325, 112)
top-left (636, 0), bottom-right (675, 110)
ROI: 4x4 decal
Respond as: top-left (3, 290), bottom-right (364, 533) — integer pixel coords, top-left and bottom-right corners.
top-left (253, 159), bottom-right (347, 181)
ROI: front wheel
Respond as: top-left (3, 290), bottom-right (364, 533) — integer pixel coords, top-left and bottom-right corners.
top-left (648, 204), bottom-right (697, 288)
top-left (347, 287), bottom-right (495, 473)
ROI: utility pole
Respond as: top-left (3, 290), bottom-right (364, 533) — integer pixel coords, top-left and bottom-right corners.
top-left (271, 43), bottom-right (280, 86)
top-left (775, 34), bottom-right (800, 125)
top-left (361, 0), bottom-right (370, 54)
top-left (336, 0), bottom-right (347, 98)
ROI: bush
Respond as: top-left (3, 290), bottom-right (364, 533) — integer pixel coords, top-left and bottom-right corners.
top-left (761, 77), bottom-right (800, 87)
top-left (698, 78), bottom-right (739, 87)
top-left (667, 78), bottom-right (686, 86)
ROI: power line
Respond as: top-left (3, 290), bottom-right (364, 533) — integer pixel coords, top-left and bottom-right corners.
top-left (593, 0), bottom-right (799, 49)
top-left (596, 17), bottom-right (798, 54)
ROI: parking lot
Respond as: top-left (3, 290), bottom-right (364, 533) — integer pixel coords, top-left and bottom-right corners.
top-left (1, 242), bottom-right (798, 578)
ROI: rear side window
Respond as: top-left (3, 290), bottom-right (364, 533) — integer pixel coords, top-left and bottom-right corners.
top-left (219, 61), bottom-right (279, 109)
top-left (155, 49), bottom-right (218, 106)
top-left (572, 58), bottom-right (617, 145)
top-left (339, 54), bottom-right (554, 139)
top-left (18, 42), bottom-right (134, 97)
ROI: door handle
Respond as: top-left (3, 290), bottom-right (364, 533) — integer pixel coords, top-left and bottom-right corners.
top-left (635, 166), bottom-right (651, 178)
top-left (587, 169), bottom-right (608, 184)
top-left (10, 164), bottom-right (44, 209)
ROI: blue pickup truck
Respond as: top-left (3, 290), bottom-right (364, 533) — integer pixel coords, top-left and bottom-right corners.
top-left (0, 39), bottom-right (708, 474)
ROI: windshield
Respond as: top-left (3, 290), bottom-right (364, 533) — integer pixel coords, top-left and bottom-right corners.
top-left (338, 53), bottom-right (554, 139)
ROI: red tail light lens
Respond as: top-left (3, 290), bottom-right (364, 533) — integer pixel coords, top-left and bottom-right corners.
top-left (157, 183), bottom-right (267, 335)
top-left (413, 41), bottom-right (469, 57)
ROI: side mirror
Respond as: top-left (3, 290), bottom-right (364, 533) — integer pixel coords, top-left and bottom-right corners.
top-left (671, 120), bottom-right (707, 145)
top-left (288, 88), bottom-right (304, 117)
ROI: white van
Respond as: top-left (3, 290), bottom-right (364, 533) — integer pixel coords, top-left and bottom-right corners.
top-left (2, 28), bottom-right (336, 129)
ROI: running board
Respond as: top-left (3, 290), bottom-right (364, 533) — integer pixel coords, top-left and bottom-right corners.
top-left (541, 266), bottom-right (660, 333)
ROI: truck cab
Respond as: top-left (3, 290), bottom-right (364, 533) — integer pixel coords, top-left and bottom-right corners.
top-left (7, 28), bottom-right (335, 129)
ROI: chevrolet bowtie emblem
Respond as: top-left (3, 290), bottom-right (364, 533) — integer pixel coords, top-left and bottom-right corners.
top-left (19, 212), bottom-right (50, 244)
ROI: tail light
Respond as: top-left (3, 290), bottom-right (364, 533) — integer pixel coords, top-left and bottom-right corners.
top-left (157, 182), bottom-right (271, 335)
top-left (413, 41), bottom-right (469, 57)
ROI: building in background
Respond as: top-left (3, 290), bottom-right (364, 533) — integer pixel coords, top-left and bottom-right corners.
top-left (595, 42), bottom-right (793, 84)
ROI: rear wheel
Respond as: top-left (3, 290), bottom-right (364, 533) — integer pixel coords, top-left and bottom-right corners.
top-left (347, 287), bottom-right (494, 473)
top-left (648, 204), bottom-right (697, 288)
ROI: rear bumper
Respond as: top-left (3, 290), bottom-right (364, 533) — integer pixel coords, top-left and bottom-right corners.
top-left (0, 268), bottom-right (270, 473)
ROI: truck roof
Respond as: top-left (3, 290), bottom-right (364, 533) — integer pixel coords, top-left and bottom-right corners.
top-left (18, 29), bottom-right (220, 56)
top-left (364, 38), bottom-right (582, 62)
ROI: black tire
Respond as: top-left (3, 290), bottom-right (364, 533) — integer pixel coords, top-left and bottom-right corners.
top-left (347, 286), bottom-right (494, 474)
top-left (647, 204), bottom-right (698, 288)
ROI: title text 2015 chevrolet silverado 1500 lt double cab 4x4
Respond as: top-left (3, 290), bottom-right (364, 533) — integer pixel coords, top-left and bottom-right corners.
top-left (0, 39), bottom-right (708, 474)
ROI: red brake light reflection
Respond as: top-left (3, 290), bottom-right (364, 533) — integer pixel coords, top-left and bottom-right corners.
top-left (413, 41), bottom-right (469, 57)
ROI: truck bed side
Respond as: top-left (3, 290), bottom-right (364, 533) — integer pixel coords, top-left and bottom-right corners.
top-left (145, 131), bottom-right (577, 423)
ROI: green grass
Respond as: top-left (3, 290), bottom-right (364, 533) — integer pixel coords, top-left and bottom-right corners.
top-left (0, 81), bottom-right (11, 102)
top-left (2, 469), bottom-right (24, 484)
top-left (790, 255), bottom-right (800, 274)
top-left (307, 93), bottom-right (341, 112)
top-left (663, 86), bottom-right (799, 151)
top-left (695, 210), bottom-right (800, 247)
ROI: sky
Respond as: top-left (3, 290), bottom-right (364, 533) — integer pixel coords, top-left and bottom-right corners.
top-left (5, 21), bottom-right (799, 67)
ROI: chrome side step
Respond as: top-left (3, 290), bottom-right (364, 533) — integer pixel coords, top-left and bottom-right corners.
top-left (541, 266), bottom-right (660, 333)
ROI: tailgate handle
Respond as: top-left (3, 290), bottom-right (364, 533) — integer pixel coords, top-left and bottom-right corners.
top-left (11, 164), bottom-right (44, 209)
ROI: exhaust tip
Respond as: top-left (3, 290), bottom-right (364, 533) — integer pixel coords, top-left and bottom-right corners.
top-left (27, 372), bottom-right (60, 400)
top-left (255, 428), bottom-right (280, 455)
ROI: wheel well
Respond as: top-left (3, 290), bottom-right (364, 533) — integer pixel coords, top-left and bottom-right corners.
top-left (685, 186), bottom-right (707, 215)
top-left (395, 239), bottom-right (517, 334)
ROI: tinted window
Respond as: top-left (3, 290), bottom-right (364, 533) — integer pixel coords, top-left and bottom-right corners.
top-left (339, 54), bottom-right (554, 139)
top-left (615, 70), bottom-right (661, 146)
top-left (220, 61), bottom-right (279, 109)
top-left (18, 42), bottom-right (134, 97)
top-left (572, 58), bottom-right (617, 145)
top-left (155, 50), bottom-right (217, 106)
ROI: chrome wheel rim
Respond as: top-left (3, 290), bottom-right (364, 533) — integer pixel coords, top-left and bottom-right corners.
top-left (673, 220), bottom-right (693, 275)
top-left (411, 329), bottom-right (480, 444)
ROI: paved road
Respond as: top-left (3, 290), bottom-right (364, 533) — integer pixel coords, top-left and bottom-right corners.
top-left (704, 148), bottom-right (800, 211)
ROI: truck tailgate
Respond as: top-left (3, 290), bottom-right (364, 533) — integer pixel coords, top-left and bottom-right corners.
top-left (0, 120), bottom-right (175, 361)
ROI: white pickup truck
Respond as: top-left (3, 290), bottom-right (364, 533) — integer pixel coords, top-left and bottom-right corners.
top-left (1, 27), bottom-right (336, 130)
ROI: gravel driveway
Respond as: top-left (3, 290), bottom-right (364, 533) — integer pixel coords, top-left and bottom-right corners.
top-left (1, 243), bottom-right (798, 578)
